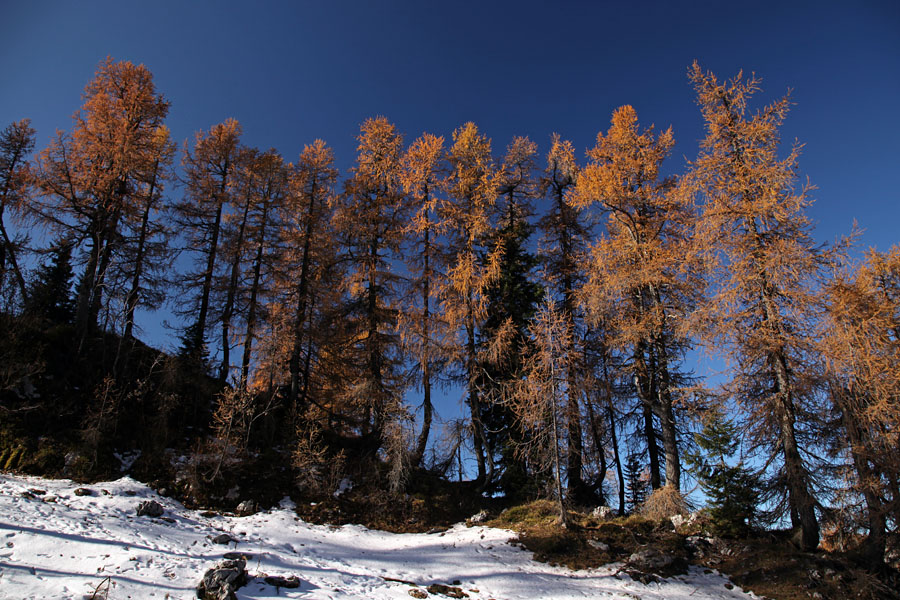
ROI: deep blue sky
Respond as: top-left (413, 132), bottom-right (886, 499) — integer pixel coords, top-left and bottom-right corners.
top-left (2, 1), bottom-right (898, 344)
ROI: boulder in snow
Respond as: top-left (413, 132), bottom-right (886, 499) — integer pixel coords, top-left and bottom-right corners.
top-left (235, 500), bottom-right (257, 516)
top-left (426, 583), bottom-right (469, 598)
top-left (212, 533), bottom-right (235, 545)
top-left (197, 558), bottom-right (248, 600)
top-left (468, 510), bottom-right (489, 524)
top-left (627, 547), bottom-right (675, 571)
top-left (136, 500), bottom-right (164, 517)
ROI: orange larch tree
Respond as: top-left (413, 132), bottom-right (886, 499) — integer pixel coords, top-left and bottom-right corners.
top-left (822, 246), bottom-right (900, 562)
top-left (399, 132), bottom-right (450, 467)
top-left (573, 105), bottom-right (698, 493)
top-left (33, 58), bottom-right (171, 348)
top-left (283, 140), bottom-right (339, 408)
top-left (537, 134), bottom-right (597, 503)
top-left (440, 121), bottom-right (502, 486)
top-left (686, 63), bottom-right (826, 550)
top-left (174, 118), bottom-right (243, 362)
top-left (0, 119), bottom-right (36, 306)
top-left (331, 116), bottom-right (408, 450)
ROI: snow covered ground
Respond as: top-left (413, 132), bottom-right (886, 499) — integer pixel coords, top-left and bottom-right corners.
top-left (0, 474), bottom-right (757, 600)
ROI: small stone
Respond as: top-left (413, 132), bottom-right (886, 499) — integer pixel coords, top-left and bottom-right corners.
top-left (426, 584), bottom-right (468, 598)
top-left (588, 539), bottom-right (609, 552)
top-left (264, 575), bottom-right (301, 588)
top-left (136, 500), bottom-right (164, 517)
top-left (73, 487), bottom-right (92, 496)
top-left (409, 589), bottom-right (428, 599)
top-left (200, 510), bottom-right (219, 518)
top-left (212, 533), bottom-right (235, 545)
top-left (29, 488), bottom-right (46, 495)
top-left (724, 582), bottom-right (734, 590)
top-left (223, 552), bottom-right (253, 561)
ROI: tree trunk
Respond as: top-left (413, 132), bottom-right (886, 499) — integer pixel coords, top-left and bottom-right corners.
top-left (123, 161), bottom-right (160, 342)
top-left (466, 291), bottom-right (488, 484)
top-left (585, 394), bottom-right (607, 504)
top-left (366, 235), bottom-right (386, 440)
top-left (220, 191), bottom-right (252, 383)
top-left (240, 199), bottom-right (269, 390)
top-left (194, 202), bottom-right (223, 357)
top-left (832, 386), bottom-right (884, 561)
top-left (652, 337), bottom-right (681, 490)
top-left (412, 224), bottom-right (433, 467)
top-left (760, 273), bottom-right (819, 551)
top-left (289, 178), bottom-right (318, 406)
top-left (607, 398), bottom-right (625, 514)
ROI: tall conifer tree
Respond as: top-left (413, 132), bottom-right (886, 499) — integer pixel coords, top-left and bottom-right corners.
top-left (687, 64), bottom-right (824, 550)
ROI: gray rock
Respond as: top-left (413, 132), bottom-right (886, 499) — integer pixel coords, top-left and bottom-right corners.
top-left (264, 575), bottom-right (301, 588)
top-left (136, 500), bottom-right (164, 517)
top-left (235, 500), bottom-right (257, 516)
top-left (588, 539), bottom-right (610, 552)
top-left (73, 487), bottom-right (93, 496)
top-left (197, 558), bottom-right (248, 600)
top-left (468, 510), bottom-right (489, 524)
top-left (627, 548), bottom-right (675, 571)
top-left (591, 506), bottom-right (615, 520)
top-left (212, 533), bottom-right (235, 545)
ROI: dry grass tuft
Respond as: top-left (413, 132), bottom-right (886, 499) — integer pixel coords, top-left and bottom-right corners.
top-left (640, 485), bottom-right (689, 521)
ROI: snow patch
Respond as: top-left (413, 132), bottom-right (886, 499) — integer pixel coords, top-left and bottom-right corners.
top-left (0, 473), bottom-right (759, 599)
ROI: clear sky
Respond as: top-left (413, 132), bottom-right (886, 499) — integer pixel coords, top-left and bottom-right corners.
top-left (2, 1), bottom-right (898, 354)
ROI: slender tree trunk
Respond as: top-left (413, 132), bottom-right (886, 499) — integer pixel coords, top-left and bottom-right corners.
top-left (466, 290), bottom-right (488, 484)
top-left (642, 403), bottom-right (661, 490)
top-left (634, 346), bottom-right (662, 490)
top-left (606, 396), bottom-right (625, 517)
top-left (652, 337), bottom-right (681, 490)
top-left (550, 340), bottom-right (568, 527)
top-left (220, 192), bottom-right (252, 383)
top-left (76, 226), bottom-right (104, 346)
top-left (240, 201), bottom-right (268, 389)
top-left (412, 223), bottom-right (433, 467)
top-left (367, 235), bottom-right (386, 439)
top-left (193, 160), bottom-right (231, 358)
top-left (123, 163), bottom-right (160, 342)
top-left (289, 178), bottom-right (318, 406)
top-left (585, 394), bottom-right (607, 504)
top-left (759, 272), bottom-right (819, 550)
top-left (301, 322), bottom-right (314, 406)
top-left (833, 387), bottom-right (886, 563)
top-left (194, 202), bottom-right (223, 356)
